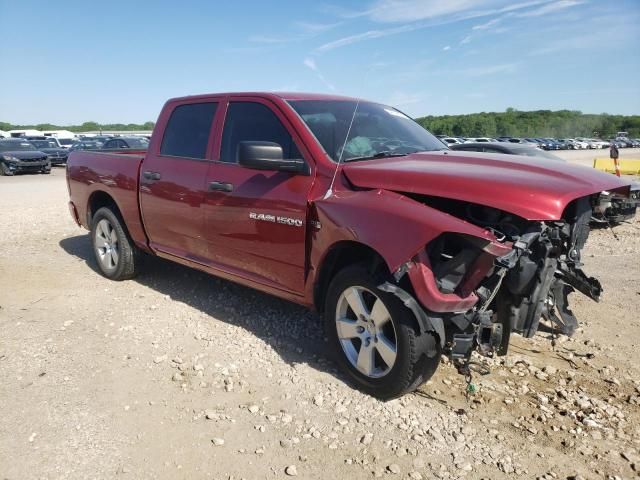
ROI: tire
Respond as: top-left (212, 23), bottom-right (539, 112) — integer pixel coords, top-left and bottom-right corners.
top-left (324, 264), bottom-right (440, 400)
top-left (42, 168), bottom-right (51, 174)
top-left (90, 207), bottom-right (140, 280)
top-left (0, 162), bottom-right (13, 176)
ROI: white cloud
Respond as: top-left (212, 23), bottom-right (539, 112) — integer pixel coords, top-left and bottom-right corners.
top-left (461, 62), bottom-right (519, 76)
top-left (314, 0), bottom-right (555, 52)
top-left (248, 35), bottom-right (291, 44)
top-left (386, 91), bottom-right (424, 107)
top-left (294, 21), bottom-right (342, 34)
top-left (303, 58), bottom-right (336, 91)
top-left (249, 20), bottom-right (340, 44)
top-left (460, 35), bottom-right (472, 45)
top-left (472, 17), bottom-right (501, 30)
top-left (303, 57), bottom-right (317, 71)
top-left (443, 45), bottom-right (451, 51)
top-left (516, 0), bottom-right (583, 17)
top-left (366, 0), bottom-right (507, 23)
top-left (315, 23), bottom-right (420, 52)
top-left (361, 0), bottom-right (552, 23)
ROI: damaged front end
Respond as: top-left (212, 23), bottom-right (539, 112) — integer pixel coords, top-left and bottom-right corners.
top-left (386, 194), bottom-right (603, 366)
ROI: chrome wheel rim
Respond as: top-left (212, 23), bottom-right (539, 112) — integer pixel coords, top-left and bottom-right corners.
top-left (335, 286), bottom-right (398, 378)
top-left (94, 218), bottom-right (119, 271)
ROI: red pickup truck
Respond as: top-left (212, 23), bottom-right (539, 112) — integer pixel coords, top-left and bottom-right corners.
top-left (67, 92), bottom-right (630, 399)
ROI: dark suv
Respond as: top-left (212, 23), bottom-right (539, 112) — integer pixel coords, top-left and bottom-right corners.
top-left (0, 139), bottom-right (50, 175)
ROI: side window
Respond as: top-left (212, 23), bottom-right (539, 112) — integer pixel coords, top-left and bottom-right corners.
top-left (220, 102), bottom-right (301, 163)
top-left (103, 140), bottom-right (115, 149)
top-left (161, 102), bottom-right (218, 159)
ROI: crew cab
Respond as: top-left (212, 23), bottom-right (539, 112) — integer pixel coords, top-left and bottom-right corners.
top-left (66, 92), bottom-right (631, 399)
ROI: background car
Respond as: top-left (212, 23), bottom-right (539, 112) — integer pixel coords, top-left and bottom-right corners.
top-left (56, 137), bottom-right (76, 149)
top-left (464, 137), bottom-right (498, 143)
top-left (450, 142), bottom-right (563, 160)
top-left (101, 136), bottom-right (149, 150)
top-left (0, 139), bottom-right (50, 175)
top-left (76, 135), bottom-right (112, 147)
top-left (27, 138), bottom-right (69, 166)
top-left (68, 140), bottom-right (102, 152)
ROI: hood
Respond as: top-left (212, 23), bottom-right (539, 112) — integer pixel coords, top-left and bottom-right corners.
top-left (2, 150), bottom-right (48, 160)
top-left (341, 151), bottom-right (631, 220)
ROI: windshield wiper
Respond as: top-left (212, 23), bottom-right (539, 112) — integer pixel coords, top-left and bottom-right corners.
top-left (343, 151), bottom-right (408, 162)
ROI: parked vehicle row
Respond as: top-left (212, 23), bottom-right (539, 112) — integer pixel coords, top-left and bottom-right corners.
top-left (0, 134), bottom-right (148, 175)
top-left (437, 135), bottom-right (640, 150)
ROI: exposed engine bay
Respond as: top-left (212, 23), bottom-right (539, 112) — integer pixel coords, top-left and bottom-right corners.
top-left (394, 192), bottom-right (610, 368)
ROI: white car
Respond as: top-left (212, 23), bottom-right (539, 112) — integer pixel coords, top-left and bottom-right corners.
top-left (565, 138), bottom-right (588, 149)
top-left (465, 137), bottom-right (498, 143)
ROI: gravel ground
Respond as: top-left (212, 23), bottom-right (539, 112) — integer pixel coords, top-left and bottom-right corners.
top-left (0, 167), bottom-right (639, 480)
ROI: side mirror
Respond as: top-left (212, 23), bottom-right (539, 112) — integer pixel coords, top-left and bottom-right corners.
top-left (238, 141), bottom-right (307, 174)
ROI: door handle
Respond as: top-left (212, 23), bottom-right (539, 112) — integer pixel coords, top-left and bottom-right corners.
top-left (208, 181), bottom-right (234, 193)
top-left (143, 171), bottom-right (161, 181)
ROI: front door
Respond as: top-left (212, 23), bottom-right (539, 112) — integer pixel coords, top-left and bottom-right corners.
top-left (202, 99), bottom-right (314, 294)
top-left (139, 100), bottom-right (220, 261)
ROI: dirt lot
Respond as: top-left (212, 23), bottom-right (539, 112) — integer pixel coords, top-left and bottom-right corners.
top-left (1, 160), bottom-right (639, 480)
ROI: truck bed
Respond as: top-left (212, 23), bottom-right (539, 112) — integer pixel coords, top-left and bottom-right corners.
top-left (67, 150), bottom-right (149, 250)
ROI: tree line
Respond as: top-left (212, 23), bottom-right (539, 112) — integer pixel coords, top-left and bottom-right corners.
top-left (2, 108), bottom-right (640, 138)
top-left (415, 108), bottom-right (640, 138)
top-left (0, 121), bottom-right (156, 133)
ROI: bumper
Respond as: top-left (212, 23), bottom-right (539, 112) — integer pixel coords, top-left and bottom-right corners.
top-left (48, 156), bottom-right (68, 166)
top-left (3, 160), bottom-right (50, 173)
top-left (68, 201), bottom-right (81, 226)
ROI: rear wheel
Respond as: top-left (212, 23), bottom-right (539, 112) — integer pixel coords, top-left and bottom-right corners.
top-left (91, 207), bottom-right (140, 280)
top-left (325, 265), bottom-right (440, 400)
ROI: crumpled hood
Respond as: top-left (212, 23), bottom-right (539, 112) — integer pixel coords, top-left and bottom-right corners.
top-left (341, 151), bottom-right (631, 220)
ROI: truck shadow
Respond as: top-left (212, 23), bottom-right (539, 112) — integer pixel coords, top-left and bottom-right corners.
top-left (59, 234), bottom-right (342, 383)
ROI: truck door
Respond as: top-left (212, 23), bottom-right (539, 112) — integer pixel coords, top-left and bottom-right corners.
top-left (139, 100), bottom-right (220, 261)
top-left (202, 98), bottom-right (314, 295)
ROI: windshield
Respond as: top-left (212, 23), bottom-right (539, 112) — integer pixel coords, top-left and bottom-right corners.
top-left (30, 140), bottom-right (59, 149)
top-left (288, 100), bottom-right (446, 162)
top-left (0, 140), bottom-right (37, 152)
top-left (58, 138), bottom-right (74, 145)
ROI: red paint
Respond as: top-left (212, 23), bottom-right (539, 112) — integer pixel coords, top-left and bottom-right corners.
top-left (342, 151), bottom-right (629, 221)
top-left (66, 92), bottom-right (631, 314)
top-left (408, 250), bottom-right (480, 313)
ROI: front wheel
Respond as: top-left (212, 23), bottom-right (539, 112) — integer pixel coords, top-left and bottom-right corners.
top-left (91, 207), bottom-right (140, 280)
top-left (324, 265), bottom-right (440, 400)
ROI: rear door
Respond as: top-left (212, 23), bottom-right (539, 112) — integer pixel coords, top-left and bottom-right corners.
top-left (139, 99), bottom-right (221, 261)
top-left (202, 97), bottom-right (314, 294)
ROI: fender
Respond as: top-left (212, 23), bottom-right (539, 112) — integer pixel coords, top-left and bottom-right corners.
top-left (308, 189), bottom-right (513, 315)
top-left (312, 189), bottom-right (506, 274)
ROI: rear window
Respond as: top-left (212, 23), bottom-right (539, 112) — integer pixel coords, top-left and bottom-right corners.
top-left (161, 102), bottom-right (217, 159)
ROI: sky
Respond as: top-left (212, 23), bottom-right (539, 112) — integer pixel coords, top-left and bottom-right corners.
top-left (0, 0), bottom-right (639, 124)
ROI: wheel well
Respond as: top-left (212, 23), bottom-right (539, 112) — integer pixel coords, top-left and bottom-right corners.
top-left (314, 241), bottom-right (389, 314)
top-left (87, 191), bottom-right (121, 226)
